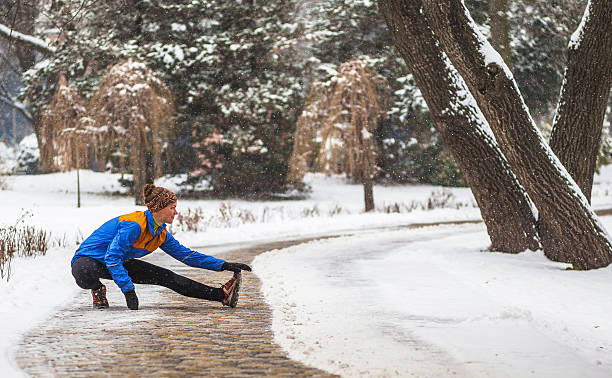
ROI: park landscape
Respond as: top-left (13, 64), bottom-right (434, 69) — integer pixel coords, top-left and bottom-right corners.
top-left (0, 0), bottom-right (611, 377)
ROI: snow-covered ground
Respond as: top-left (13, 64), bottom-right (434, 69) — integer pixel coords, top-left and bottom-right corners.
top-left (255, 225), bottom-right (612, 377)
top-left (2, 167), bottom-right (612, 377)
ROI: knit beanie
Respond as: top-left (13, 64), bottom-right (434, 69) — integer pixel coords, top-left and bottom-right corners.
top-left (143, 184), bottom-right (177, 212)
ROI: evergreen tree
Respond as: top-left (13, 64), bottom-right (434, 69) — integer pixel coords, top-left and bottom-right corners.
top-left (22, 0), bottom-right (306, 196)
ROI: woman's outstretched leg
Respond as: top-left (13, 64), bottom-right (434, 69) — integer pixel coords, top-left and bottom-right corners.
top-left (123, 259), bottom-right (224, 302)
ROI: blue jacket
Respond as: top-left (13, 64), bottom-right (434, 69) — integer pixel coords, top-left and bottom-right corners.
top-left (72, 210), bottom-right (225, 293)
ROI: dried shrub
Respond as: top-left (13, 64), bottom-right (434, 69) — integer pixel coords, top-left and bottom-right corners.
top-left (39, 75), bottom-right (88, 172)
top-left (0, 225), bottom-right (50, 281)
top-left (175, 208), bottom-right (204, 232)
top-left (288, 58), bottom-right (388, 211)
top-left (0, 174), bottom-right (7, 191)
top-left (169, 189), bottom-right (477, 234)
top-left (287, 86), bottom-right (326, 183)
top-left (328, 205), bottom-right (344, 216)
top-left (289, 58), bottom-right (388, 182)
top-left (90, 59), bottom-right (174, 203)
top-left (380, 190), bottom-right (477, 213)
top-left (301, 205), bottom-right (320, 218)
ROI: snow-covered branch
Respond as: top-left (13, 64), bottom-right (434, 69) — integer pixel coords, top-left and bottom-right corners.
top-left (0, 95), bottom-right (33, 122)
top-left (0, 23), bottom-right (56, 56)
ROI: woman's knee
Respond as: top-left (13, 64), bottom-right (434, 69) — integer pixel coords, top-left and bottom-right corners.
top-left (71, 256), bottom-right (104, 289)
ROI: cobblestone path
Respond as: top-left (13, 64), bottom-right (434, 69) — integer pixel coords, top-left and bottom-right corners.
top-left (16, 239), bottom-right (336, 377)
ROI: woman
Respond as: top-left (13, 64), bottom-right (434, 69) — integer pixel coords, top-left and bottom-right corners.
top-left (71, 184), bottom-right (251, 310)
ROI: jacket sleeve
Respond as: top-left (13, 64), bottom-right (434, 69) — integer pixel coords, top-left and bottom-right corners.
top-left (160, 232), bottom-right (225, 271)
top-left (105, 221), bottom-right (141, 293)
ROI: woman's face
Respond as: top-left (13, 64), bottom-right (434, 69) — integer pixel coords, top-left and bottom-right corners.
top-left (155, 202), bottom-right (178, 224)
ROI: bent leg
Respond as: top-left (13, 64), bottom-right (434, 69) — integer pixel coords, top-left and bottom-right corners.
top-left (71, 256), bottom-right (111, 290)
top-left (123, 259), bottom-right (223, 302)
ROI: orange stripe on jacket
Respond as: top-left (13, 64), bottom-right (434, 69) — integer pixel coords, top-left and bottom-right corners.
top-left (118, 211), bottom-right (167, 252)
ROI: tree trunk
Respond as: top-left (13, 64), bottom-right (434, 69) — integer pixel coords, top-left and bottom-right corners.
top-left (11, 2), bottom-right (38, 71)
top-left (379, 0), bottom-right (539, 252)
top-left (133, 128), bottom-right (147, 206)
top-left (488, 0), bottom-right (512, 70)
top-left (548, 0), bottom-right (612, 203)
top-left (421, 0), bottom-right (612, 269)
top-left (76, 142), bottom-right (81, 209)
top-left (363, 180), bottom-right (374, 212)
top-left (12, 106), bottom-right (17, 145)
top-left (38, 118), bottom-right (55, 173)
top-left (363, 146), bottom-right (375, 212)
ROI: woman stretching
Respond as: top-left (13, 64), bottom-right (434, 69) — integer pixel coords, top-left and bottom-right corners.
top-left (71, 184), bottom-right (251, 310)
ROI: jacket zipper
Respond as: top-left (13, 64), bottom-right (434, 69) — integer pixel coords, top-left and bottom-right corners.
top-left (144, 226), bottom-right (163, 250)
top-left (144, 236), bottom-right (156, 249)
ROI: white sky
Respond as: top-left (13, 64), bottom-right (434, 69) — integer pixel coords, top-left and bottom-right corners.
top-left (2, 168), bottom-right (612, 377)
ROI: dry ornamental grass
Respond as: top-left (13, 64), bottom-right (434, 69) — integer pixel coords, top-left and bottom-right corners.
top-left (0, 225), bottom-right (49, 281)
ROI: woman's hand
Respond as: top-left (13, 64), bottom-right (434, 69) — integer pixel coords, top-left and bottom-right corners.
top-left (124, 290), bottom-right (139, 310)
top-left (221, 262), bottom-right (252, 273)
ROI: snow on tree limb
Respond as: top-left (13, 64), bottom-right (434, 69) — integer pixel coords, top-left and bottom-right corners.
top-left (568, 0), bottom-right (591, 50)
top-left (0, 22), bottom-right (56, 55)
top-left (0, 95), bottom-right (33, 122)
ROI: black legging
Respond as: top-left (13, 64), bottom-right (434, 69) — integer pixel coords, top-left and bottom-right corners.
top-left (71, 256), bottom-right (224, 302)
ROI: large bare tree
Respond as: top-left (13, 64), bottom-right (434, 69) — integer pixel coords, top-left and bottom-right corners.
top-left (400, 0), bottom-right (612, 269)
top-left (378, 0), bottom-right (539, 252)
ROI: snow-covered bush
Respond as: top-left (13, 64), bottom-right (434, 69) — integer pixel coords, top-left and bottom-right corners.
top-left (0, 134), bottom-right (39, 176)
top-left (14, 134), bottom-right (39, 174)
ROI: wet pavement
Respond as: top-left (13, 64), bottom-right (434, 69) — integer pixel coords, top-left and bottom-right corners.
top-left (16, 239), bottom-right (336, 377)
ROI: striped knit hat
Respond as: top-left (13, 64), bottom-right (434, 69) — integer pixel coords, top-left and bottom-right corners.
top-left (143, 184), bottom-right (177, 212)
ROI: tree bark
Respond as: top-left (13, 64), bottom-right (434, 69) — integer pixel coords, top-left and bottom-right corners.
top-left (363, 144), bottom-right (375, 212)
top-left (488, 0), bottom-right (512, 70)
top-left (363, 180), bottom-right (374, 212)
top-left (421, 0), bottom-right (612, 269)
top-left (549, 0), bottom-right (612, 202)
top-left (378, 0), bottom-right (539, 252)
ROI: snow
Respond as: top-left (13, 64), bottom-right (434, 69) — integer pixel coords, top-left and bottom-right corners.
top-left (255, 226), bottom-right (612, 377)
top-left (3, 167), bottom-right (612, 376)
top-left (459, 1), bottom-right (513, 80)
